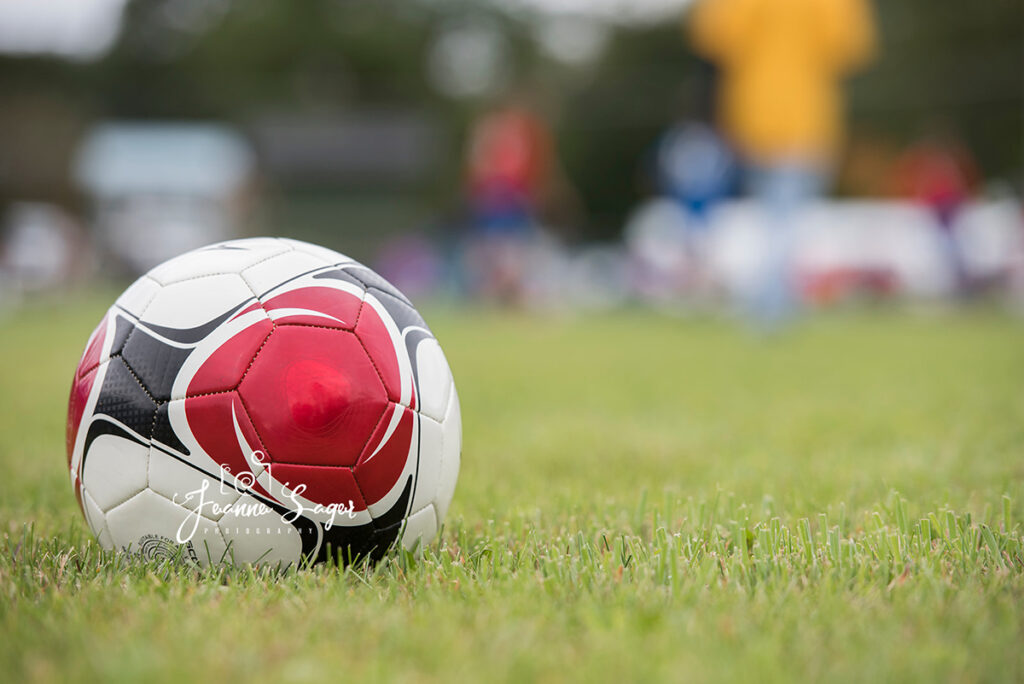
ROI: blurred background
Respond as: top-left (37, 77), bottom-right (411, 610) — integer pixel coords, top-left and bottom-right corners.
top-left (0, 0), bottom-right (1021, 318)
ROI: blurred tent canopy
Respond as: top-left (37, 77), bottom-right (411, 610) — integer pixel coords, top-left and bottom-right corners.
top-left (0, 0), bottom-right (1020, 246)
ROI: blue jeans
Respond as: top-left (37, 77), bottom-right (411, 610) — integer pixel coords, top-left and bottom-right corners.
top-left (746, 163), bottom-right (826, 325)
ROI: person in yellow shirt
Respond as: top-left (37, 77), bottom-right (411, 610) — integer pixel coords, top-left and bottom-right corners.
top-left (689, 0), bottom-right (877, 323)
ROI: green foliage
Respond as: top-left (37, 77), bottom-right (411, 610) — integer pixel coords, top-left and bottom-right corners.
top-left (1, 294), bottom-right (1022, 682)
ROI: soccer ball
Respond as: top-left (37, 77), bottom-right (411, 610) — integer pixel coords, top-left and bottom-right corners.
top-left (65, 238), bottom-right (461, 567)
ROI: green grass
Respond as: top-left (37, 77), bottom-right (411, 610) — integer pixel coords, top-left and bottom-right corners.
top-left (1, 294), bottom-right (1023, 682)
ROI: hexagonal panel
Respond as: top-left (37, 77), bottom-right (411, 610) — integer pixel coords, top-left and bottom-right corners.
top-left (180, 392), bottom-right (268, 494)
top-left (413, 337), bottom-right (454, 422)
top-left (354, 402), bottom-right (416, 513)
top-left (147, 238), bottom-right (292, 286)
top-left (114, 275), bottom-right (161, 318)
top-left (217, 494), bottom-right (303, 566)
top-left (67, 362), bottom-right (102, 466)
top-left (105, 488), bottom-right (228, 564)
top-left (82, 433), bottom-right (149, 512)
top-left (148, 446), bottom-right (241, 522)
top-left (436, 385), bottom-right (461, 524)
top-left (238, 327), bottom-right (388, 467)
top-left (92, 357), bottom-right (158, 441)
top-left (263, 285), bottom-right (363, 330)
top-left (241, 250), bottom-right (343, 299)
top-left (354, 299), bottom-right (404, 404)
top-left (342, 263), bottom-right (413, 306)
top-left (279, 238), bottom-right (353, 267)
top-left (140, 273), bottom-right (254, 332)
top-left (401, 503), bottom-right (438, 552)
top-left (266, 462), bottom-right (367, 512)
top-left (121, 325), bottom-right (193, 402)
top-left (76, 312), bottom-right (110, 380)
top-left (182, 313), bottom-right (273, 398)
top-left (410, 412), bottom-right (443, 516)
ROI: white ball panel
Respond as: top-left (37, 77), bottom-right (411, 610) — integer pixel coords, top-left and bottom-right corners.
top-left (105, 488), bottom-right (228, 565)
top-left (81, 488), bottom-right (114, 550)
top-left (140, 274), bottom-right (254, 330)
top-left (435, 383), bottom-right (461, 524)
top-left (83, 435), bottom-right (150, 512)
top-left (240, 249), bottom-right (345, 298)
top-left (217, 495), bottom-right (303, 566)
top-left (95, 524), bottom-right (114, 550)
top-left (401, 503), bottom-right (438, 552)
top-left (415, 339), bottom-right (454, 422)
top-left (411, 414), bottom-right (444, 516)
top-left (148, 447), bottom-right (241, 522)
top-left (147, 238), bottom-right (293, 285)
top-left (278, 238), bottom-right (352, 266)
top-left (114, 276), bottom-right (161, 318)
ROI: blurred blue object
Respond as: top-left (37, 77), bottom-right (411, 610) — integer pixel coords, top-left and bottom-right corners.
top-left (657, 121), bottom-right (735, 223)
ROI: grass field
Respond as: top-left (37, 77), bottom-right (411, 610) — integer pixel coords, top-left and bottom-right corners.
top-left (1, 293), bottom-right (1023, 682)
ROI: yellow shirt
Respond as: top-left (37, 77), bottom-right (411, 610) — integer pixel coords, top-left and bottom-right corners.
top-left (689, 0), bottom-right (876, 163)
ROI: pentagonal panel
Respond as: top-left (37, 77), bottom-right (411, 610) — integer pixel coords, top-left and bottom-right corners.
top-left (238, 327), bottom-right (388, 466)
top-left (147, 238), bottom-right (292, 285)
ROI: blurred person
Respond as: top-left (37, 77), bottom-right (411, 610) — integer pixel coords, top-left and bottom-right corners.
top-left (689, 0), bottom-right (877, 325)
top-left (374, 233), bottom-right (445, 301)
top-left (655, 118), bottom-right (736, 297)
top-left (0, 203), bottom-right (88, 302)
top-left (889, 126), bottom-right (979, 295)
top-left (461, 96), bottom-right (556, 305)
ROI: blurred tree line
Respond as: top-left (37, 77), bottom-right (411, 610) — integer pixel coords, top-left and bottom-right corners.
top-left (0, 0), bottom-right (1020, 244)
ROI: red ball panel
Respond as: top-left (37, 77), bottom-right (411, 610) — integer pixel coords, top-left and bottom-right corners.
top-left (66, 364), bottom-right (100, 468)
top-left (238, 327), bottom-right (387, 467)
top-left (184, 391), bottom-right (274, 501)
top-left (77, 313), bottom-right (108, 380)
top-left (187, 317), bottom-right (273, 397)
top-left (267, 463), bottom-right (367, 510)
top-left (354, 403), bottom-right (415, 507)
top-left (354, 302), bottom-right (403, 404)
top-left (264, 286), bottom-right (362, 330)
